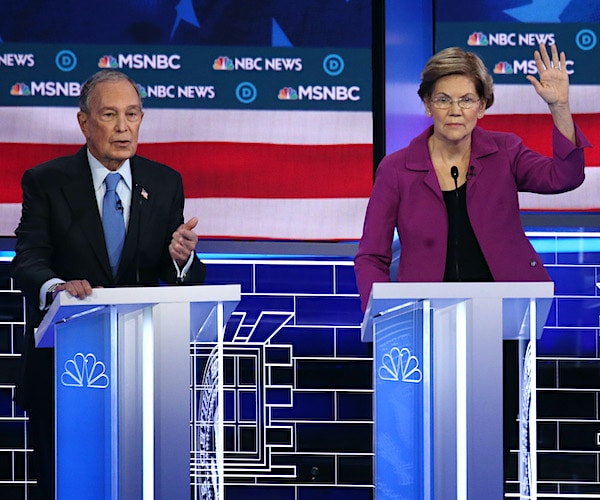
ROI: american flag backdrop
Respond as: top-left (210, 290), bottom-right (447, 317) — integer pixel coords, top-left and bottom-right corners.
top-left (430, 0), bottom-right (600, 219)
top-left (0, 0), bottom-right (375, 241)
top-left (480, 84), bottom-right (599, 212)
top-left (0, 106), bottom-right (373, 240)
top-left (1, 84), bottom-right (597, 241)
top-left (1, 1), bottom-right (597, 242)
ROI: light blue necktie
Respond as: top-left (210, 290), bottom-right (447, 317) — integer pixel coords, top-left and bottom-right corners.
top-left (102, 172), bottom-right (125, 277)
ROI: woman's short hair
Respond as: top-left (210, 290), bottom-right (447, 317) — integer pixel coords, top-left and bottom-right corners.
top-left (417, 47), bottom-right (495, 109)
top-left (79, 69), bottom-right (142, 114)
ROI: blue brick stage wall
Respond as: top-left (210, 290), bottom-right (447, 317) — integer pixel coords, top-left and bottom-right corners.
top-left (198, 255), bottom-right (370, 500)
top-left (1, 233), bottom-right (600, 499)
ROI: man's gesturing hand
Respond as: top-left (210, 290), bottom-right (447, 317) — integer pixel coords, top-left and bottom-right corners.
top-left (169, 217), bottom-right (199, 267)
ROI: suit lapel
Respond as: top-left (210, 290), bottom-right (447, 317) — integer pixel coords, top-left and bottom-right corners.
top-left (118, 157), bottom-right (150, 282)
top-left (468, 127), bottom-right (499, 189)
top-left (61, 147), bottom-right (113, 281)
top-left (405, 128), bottom-right (444, 202)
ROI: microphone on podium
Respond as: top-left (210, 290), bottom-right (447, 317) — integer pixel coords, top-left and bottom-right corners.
top-left (450, 166), bottom-right (459, 192)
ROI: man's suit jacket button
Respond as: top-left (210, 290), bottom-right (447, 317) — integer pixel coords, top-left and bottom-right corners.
top-left (529, 259), bottom-right (537, 267)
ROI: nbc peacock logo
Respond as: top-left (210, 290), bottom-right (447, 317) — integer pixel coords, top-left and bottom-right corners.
top-left (213, 56), bottom-right (233, 71)
top-left (61, 353), bottom-right (110, 389)
top-left (98, 55), bottom-right (118, 68)
top-left (10, 83), bottom-right (31, 96)
top-left (136, 84), bottom-right (147, 98)
top-left (378, 346), bottom-right (422, 383)
top-left (467, 32), bottom-right (488, 46)
top-left (493, 61), bottom-right (514, 74)
top-left (277, 87), bottom-right (298, 100)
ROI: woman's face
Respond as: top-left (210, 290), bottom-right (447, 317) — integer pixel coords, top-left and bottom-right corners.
top-left (424, 74), bottom-right (486, 145)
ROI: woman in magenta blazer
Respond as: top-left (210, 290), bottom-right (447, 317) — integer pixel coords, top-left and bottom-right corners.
top-left (355, 43), bottom-right (591, 311)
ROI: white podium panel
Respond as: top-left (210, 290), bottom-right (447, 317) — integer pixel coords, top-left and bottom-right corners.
top-left (361, 282), bottom-right (554, 500)
top-left (35, 284), bottom-right (241, 500)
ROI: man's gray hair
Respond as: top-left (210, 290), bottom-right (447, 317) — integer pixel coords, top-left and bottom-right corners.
top-left (79, 69), bottom-right (142, 114)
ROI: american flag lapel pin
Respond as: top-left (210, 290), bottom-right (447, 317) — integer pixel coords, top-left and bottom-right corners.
top-left (141, 188), bottom-right (149, 200)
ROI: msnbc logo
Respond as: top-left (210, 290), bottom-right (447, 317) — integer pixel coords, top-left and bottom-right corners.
top-left (99, 54), bottom-right (180, 70)
top-left (278, 87), bottom-right (298, 100)
top-left (98, 55), bottom-right (118, 68)
top-left (493, 62), bottom-right (514, 74)
top-left (10, 83), bottom-right (31, 96)
top-left (467, 32), bottom-right (488, 46)
top-left (213, 56), bottom-right (233, 71)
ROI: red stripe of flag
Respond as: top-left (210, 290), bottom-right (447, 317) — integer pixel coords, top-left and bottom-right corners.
top-left (0, 142), bottom-right (373, 202)
top-left (2, 113), bottom-right (595, 203)
top-left (140, 142), bottom-right (373, 198)
top-left (479, 113), bottom-right (598, 163)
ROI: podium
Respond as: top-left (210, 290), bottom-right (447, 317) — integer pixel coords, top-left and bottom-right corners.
top-left (35, 284), bottom-right (241, 500)
top-left (361, 282), bottom-right (554, 500)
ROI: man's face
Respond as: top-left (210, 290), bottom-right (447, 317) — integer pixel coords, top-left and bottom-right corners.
top-left (77, 79), bottom-right (144, 171)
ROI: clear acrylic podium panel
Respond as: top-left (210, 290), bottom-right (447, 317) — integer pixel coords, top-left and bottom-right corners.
top-left (363, 282), bottom-right (554, 500)
top-left (36, 285), bottom-right (240, 500)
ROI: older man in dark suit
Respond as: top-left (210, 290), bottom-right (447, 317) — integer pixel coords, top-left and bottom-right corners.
top-left (12, 69), bottom-right (206, 498)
